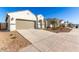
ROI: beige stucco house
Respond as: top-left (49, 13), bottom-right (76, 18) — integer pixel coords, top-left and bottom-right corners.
top-left (6, 10), bottom-right (46, 31)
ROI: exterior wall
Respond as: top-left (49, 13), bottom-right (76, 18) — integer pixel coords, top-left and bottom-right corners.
top-left (6, 10), bottom-right (46, 31)
top-left (10, 24), bottom-right (16, 31)
top-left (7, 10), bottom-right (37, 31)
top-left (37, 14), bottom-right (45, 29)
top-left (9, 17), bottom-right (16, 31)
top-left (6, 15), bottom-right (16, 31)
top-left (8, 10), bottom-right (36, 21)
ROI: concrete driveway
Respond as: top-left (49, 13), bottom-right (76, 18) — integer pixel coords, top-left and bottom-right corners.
top-left (17, 29), bottom-right (79, 52)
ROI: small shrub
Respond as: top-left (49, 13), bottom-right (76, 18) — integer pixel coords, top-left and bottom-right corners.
top-left (10, 36), bottom-right (16, 39)
top-left (10, 34), bottom-right (13, 36)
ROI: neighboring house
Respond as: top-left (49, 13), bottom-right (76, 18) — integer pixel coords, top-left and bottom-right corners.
top-left (37, 14), bottom-right (47, 29)
top-left (5, 10), bottom-right (46, 31)
top-left (59, 20), bottom-right (66, 26)
top-left (59, 20), bottom-right (65, 24)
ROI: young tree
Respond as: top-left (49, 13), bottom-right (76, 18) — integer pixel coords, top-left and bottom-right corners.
top-left (48, 18), bottom-right (59, 28)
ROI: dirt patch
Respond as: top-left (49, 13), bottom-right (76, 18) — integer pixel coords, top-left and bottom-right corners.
top-left (0, 31), bottom-right (31, 52)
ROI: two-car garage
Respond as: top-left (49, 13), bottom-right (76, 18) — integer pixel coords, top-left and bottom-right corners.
top-left (16, 19), bottom-right (36, 30)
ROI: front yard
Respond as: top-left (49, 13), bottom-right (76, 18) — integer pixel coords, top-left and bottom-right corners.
top-left (0, 31), bottom-right (31, 52)
top-left (0, 29), bottom-right (79, 52)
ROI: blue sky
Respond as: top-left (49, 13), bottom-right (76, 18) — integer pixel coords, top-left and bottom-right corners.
top-left (0, 7), bottom-right (79, 24)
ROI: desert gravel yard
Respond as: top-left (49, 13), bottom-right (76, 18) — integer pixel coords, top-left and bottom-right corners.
top-left (0, 31), bottom-right (31, 52)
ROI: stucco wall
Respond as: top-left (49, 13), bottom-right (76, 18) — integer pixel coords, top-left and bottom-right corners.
top-left (8, 10), bottom-right (37, 21)
top-left (37, 14), bottom-right (45, 29)
top-left (7, 10), bottom-right (37, 31)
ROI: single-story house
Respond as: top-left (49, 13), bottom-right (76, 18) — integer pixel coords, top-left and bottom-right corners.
top-left (5, 10), bottom-right (47, 31)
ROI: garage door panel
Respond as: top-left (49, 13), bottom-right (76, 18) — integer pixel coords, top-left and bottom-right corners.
top-left (16, 20), bottom-right (35, 29)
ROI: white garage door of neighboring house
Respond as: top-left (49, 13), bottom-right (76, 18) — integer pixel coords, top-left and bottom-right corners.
top-left (16, 19), bottom-right (36, 29)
